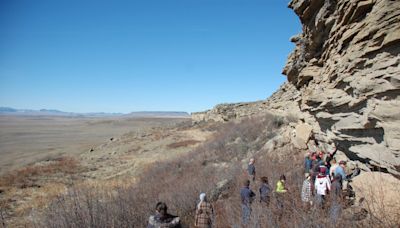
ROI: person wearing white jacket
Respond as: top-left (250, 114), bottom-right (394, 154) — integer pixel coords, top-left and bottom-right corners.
top-left (314, 166), bottom-right (331, 208)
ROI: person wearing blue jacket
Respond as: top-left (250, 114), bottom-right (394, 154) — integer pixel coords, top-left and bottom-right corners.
top-left (334, 161), bottom-right (347, 182)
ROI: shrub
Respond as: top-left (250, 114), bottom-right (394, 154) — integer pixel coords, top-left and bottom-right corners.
top-left (199, 113), bottom-right (284, 162)
top-left (38, 113), bottom-right (399, 227)
top-left (0, 157), bottom-right (80, 189)
top-left (40, 154), bottom-right (238, 227)
top-left (37, 114), bottom-right (285, 227)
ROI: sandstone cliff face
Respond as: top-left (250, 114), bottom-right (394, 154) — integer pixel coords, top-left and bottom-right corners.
top-left (281, 0), bottom-right (400, 175)
top-left (192, 0), bottom-right (400, 176)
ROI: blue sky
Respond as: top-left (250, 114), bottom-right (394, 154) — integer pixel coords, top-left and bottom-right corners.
top-left (0, 0), bottom-right (301, 113)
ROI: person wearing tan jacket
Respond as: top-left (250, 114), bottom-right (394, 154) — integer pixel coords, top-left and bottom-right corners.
top-left (195, 193), bottom-right (214, 228)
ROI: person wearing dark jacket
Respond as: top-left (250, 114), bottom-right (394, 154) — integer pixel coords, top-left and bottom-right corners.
top-left (324, 145), bottom-right (336, 176)
top-left (240, 180), bottom-right (255, 225)
top-left (259, 176), bottom-right (271, 205)
top-left (325, 145), bottom-right (337, 169)
top-left (247, 158), bottom-right (256, 182)
top-left (147, 202), bottom-right (181, 228)
top-left (310, 153), bottom-right (319, 181)
top-left (304, 152), bottom-right (312, 177)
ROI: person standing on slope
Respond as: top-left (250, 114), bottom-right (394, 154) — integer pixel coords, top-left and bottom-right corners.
top-left (301, 173), bottom-right (313, 209)
top-left (259, 176), bottom-right (271, 206)
top-left (275, 175), bottom-right (288, 220)
top-left (334, 161), bottom-right (347, 188)
top-left (329, 159), bottom-right (339, 180)
top-left (304, 152), bottom-right (312, 177)
top-left (276, 175), bottom-right (288, 194)
top-left (240, 179), bottom-right (256, 225)
top-left (314, 166), bottom-right (331, 208)
top-left (195, 193), bottom-right (214, 228)
top-left (247, 158), bottom-right (256, 182)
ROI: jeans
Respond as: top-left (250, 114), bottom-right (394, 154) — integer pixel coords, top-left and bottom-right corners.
top-left (315, 194), bottom-right (325, 208)
top-left (330, 202), bottom-right (342, 223)
top-left (241, 204), bottom-right (251, 225)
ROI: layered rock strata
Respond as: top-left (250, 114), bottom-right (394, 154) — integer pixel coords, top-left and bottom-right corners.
top-left (282, 0), bottom-right (400, 175)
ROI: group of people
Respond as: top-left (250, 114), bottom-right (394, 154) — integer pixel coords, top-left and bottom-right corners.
top-left (240, 158), bottom-right (289, 225)
top-left (147, 144), bottom-right (358, 227)
top-left (240, 144), bottom-right (358, 225)
top-left (300, 145), bottom-right (358, 222)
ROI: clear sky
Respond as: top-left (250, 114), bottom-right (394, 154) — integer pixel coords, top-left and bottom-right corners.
top-left (0, 0), bottom-right (301, 113)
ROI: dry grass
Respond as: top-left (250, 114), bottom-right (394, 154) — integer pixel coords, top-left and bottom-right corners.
top-left (27, 113), bottom-right (400, 227)
top-left (13, 183), bottom-right (67, 217)
top-left (38, 113), bottom-right (283, 227)
top-left (0, 156), bottom-right (84, 228)
top-left (39, 158), bottom-right (232, 227)
top-left (0, 157), bottom-right (79, 189)
top-left (167, 140), bottom-right (201, 149)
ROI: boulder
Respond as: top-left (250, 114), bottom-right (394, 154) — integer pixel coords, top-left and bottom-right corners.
top-left (210, 179), bottom-right (233, 201)
top-left (262, 139), bottom-right (275, 153)
top-left (351, 172), bottom-right (400, 224)
top-left (334, 150), bottom-right (350, 164)
top-left (291, 123), bottom-right (313, 149)
top-left (262, 135), bottom-right (288, 153)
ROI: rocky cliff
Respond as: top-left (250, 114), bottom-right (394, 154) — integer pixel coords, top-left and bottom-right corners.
top-left (191, 101), bottom-right (270, 123)
top-left (192, 0), bottom-right (400, 176)
top-left (282, 0), bottom-right (400, 176)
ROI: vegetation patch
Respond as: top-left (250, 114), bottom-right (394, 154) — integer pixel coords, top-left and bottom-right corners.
top-left (0, 157), bottom-right (80, 189)
top-left (167, 140), bottom-right (201, 149)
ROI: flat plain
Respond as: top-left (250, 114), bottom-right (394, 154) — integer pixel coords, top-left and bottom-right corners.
top-left (0, 115), bottom-right (188, 175)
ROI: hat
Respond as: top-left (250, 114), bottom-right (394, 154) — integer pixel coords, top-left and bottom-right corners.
top-left (199, 193), bottom-right (206, 202)
top-left (198, 193), bottom-right (207, 210)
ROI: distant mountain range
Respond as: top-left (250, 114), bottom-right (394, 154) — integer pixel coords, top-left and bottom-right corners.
top-left (0, 107), bottom-right (190, 118)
